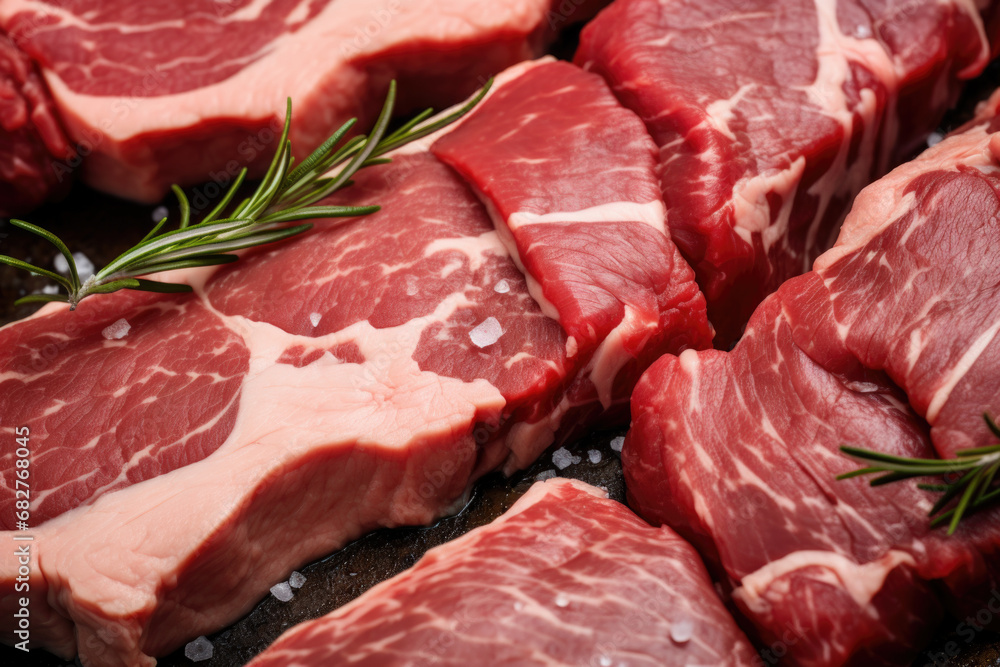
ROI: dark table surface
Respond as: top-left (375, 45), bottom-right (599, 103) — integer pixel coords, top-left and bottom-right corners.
top-left (3, 52), bottom-right (1000, 667)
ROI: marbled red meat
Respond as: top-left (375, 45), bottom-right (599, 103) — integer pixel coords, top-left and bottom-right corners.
top-left (0, 60), bottom-right (707, 666)
top-left (780, 97), bottom-right (1000, 459)
top-left (576, 0), bottom-right (994, 344)
top-left (0, 0), bottom-right (606, 204)
top-left (625, 88), bottom-right (1000, 665)
top-left (0, 291), bottom-right (249, 527)
top-left (0, 29), bottom-right (71, 215)
top-left (433, 60), bottom-right (712, 466)
top-left (248, 479), bottom-right (758, 667)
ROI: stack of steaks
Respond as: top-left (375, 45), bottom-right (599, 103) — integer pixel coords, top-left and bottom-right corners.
top-left (2, 0), bottom-right (1000, 665)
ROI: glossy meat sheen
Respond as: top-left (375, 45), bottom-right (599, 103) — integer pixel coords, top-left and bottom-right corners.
top-left (0, 29), bottom-right (71, 215)
top-left (0, 60), bottom-right (699, 666)
top-left (433, 60), bottom-right (712, 467)
top-left (248, 479), bottom-right (758, 667)
top-left (576, 0), bottom-right (992, 344)
top-left (0, 0), bottom-right (606, 203)
top-left (625, 88), bottom-right (1000, 665)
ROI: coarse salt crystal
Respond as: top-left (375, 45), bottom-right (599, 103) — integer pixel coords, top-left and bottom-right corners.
top-left (535, 469), bottom-right (557, 482)
top-left (184, 636), bottom-right (214, 662)
top-left (670, 619), bottom-right (694, 644)
top-left (101, 318), bottom-right (131, 340)
top-left (152, 205), bottom-right (169, 222)
top-left (927, 132), bottom-right (944, 147)
top-left (54, 252), bottom-right (95, 281)
top-left (288, 571), bottom-right (306, 589)
top-left (270, 582), bottom-right (293, 602)
top-left (588, 449), bottom-right (602, 464)
top-left (469, 317), bottom-right (503, 348)
top-left (493, 279), bottom-right (510, 294)
top-left (75, 253), bottom-right (95, 281)
top-left (514, 601), bottom-right (525, 611)
top-left (552, 447), bottom-right (581, 470)
top-left (610, 436), bottom-right (625, 453)
top-left (599, 657), bottom-right (613, 667)
top-left (309, 312), bottom-right (322, 327)
top-left (554, 594), bottom-right (569, 608)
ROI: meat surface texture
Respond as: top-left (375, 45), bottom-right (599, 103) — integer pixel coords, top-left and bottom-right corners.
top-left (0, 28), bottom-right (71, 215)
top-left (0, 0), bottom-right (605, 204)
top-left (433, 59), bottom-right (712, 469)
top-left (625, 89), bottom-right (1000, 665)
top-left (0, 60), bottom-right (709, 666)
top-left (576, 0), bottom-right (993, 344)
top-left (247, 478), bottom-right (758, 667)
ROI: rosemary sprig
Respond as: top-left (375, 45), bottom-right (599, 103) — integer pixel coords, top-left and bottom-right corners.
top-left (838, 412), bottom-right (1000, 534)
top-left (1, 79), bottom-right (491, 310)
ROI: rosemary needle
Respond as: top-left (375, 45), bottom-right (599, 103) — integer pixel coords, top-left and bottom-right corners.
top-left (1, 79), bottom-right (492, 310)
top-left (838, 412), bottom-right (1000, 534)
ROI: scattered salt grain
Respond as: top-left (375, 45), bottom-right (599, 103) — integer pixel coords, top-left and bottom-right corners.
top-left (513, 601), bottom-right (524, 611)
top-left (588, 449), bottom-right (602, 464)
top-left (552, 447), bottom-right (581, 470)
top-left (670, 619), bottom-right (694, 644)
top-left (288, 571), bottom-right (307, 589)
top-left (535, 469), bottom-right (557, 482)
top-left (927, 132), bottom-right (944, 147)
top-left (76, 254), bottom-right (95, 281)
top-left (854, 24), bottom-right (872, 39)
top-left (184, 636), bottom-right (214, 662)
top-left (309, 312), bottom-right (322, 327)
top-left (469, 317), bottom-right (504, 348)
top-left (270, 582), bottom-right (294, 602)
top-left (554, 594), bottom-right (569, 608)
top-left (349, 572), bottom-right (358, 577)
top-left (152, 205), bottom-right (169, 222)
top-left (101, 318), bottom-right (131, 340)
top-left (599, 657), bottom-right (613, 667)
top-left (54, 252), bottom-right (95, 281)
top-left (609, 436), bottom-right (625, 453)
top-left (41, 284), bottom-right (60, 295)
top-left (493, 279), bottom-right (510, 294)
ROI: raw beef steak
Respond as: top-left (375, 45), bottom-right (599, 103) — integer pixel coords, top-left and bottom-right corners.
top-left (0, 60), bottom-right (708, 665)
top-left (576, 0), bottom-right (994, 344)
top-left (0, 28), bottom-right (71, 216)
top-left (780, 88), bottom-right (1000, 459)
top-left (247, 478), bottom-right (758, 667)
top-left (433, 59), bottom-right (712, 469)
top-left (0, 0), bottom-right (605, 204)
top-left (625, 87), bottom-right (1000, 665)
